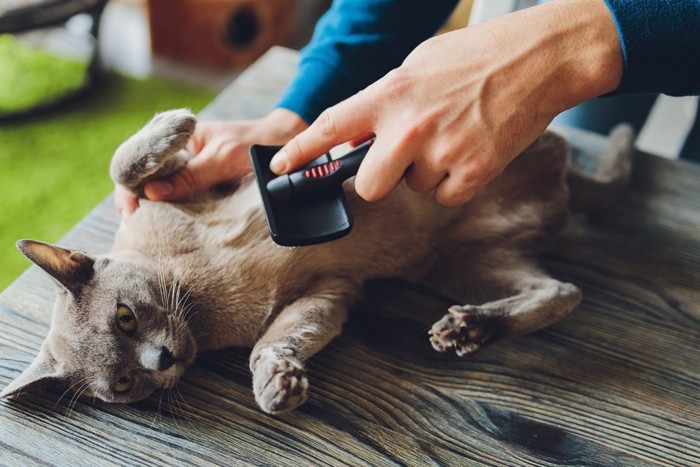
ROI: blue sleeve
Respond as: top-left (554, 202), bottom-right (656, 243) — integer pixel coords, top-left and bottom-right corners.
top-left (276, 0), bottom-right (459, 123)
top-left (604, 0), bottom-right (700, 96)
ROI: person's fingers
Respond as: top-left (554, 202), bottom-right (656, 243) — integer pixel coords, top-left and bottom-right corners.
top-left (114, 184), bottom-right (139, 219)
top-left (403, 160), bottom-right (446, 194)
top-left (349, 132), bottom-right (375, 148)
top-left (186, 131), bottom-right (205, 155)
top-left (270, 93), bottom-right (375, 174)
top-left (143, 146), bottom-right (246, 201)
top-left (433, 172), bottom-right (479, 207)
top-left (353, 139), bottom-right (413, 202)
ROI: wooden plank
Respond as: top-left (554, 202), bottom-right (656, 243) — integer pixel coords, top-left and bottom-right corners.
top-left (1, 46), bottom-right (699, 466)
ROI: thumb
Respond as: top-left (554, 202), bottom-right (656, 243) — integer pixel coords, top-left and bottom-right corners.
top-left (270, 92), bottom-right (374, 175)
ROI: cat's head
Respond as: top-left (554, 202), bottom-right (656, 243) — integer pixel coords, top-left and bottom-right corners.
top-left (1, 240), bottom-right (197, 403)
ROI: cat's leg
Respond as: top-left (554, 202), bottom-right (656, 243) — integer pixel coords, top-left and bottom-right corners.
top-left (110, 109), bottom-right (196, 193)
top-left (428, 250), bottom-right (581, 356)
top-left (249, 279), bottom-right (354, 414)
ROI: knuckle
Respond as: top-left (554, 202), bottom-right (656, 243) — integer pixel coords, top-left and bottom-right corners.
top-left (216, 141), bottom-right (244, 170)
top-left (432, 150), bottom-right (454, 169)
top-left (459, 158), bottom-right (497, 185)
top-left (210, 141), bottom-right (245, 179)
top-left (451, 168), bottom-right (477, 187)
top-left (401, 123), bottom-right (423, 144)
top-left (380, 69), bottom-right (411, 101)
top-left (218, 139), bottom-right (242, 157)
top-left (314, 109), bottom-right (339, 139)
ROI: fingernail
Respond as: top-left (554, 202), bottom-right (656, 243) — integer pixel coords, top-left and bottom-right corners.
top-left (149, 180), bottom-right (174, 197)
top-left (270, 150), bottom-right (288, 173)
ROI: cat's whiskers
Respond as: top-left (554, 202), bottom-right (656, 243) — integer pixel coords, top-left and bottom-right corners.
top-left (159, 272), bottom-right (179, 313)
top-left (149, 389), bottom-right (166, 429)
top-left (169, 277), bottom-right (183, 320)
top-left (177, 288), bottom-right (196, 320)
top-left (157, 265), bottom-right (170, 312)
top-left (53, 377), bottom-right (86, 410)
top-left (157, 268), bottom-right (184, 336)
top-left (166, 389), bottom-right (187, 428)
top-left (169, 386), bottom-right (195, 429)
top-left (164, 274), bottom-right (200, 341)
top-left (66, 378), bottom-right (92, 416)
top-left (175, 303), bottom-right (198, 336)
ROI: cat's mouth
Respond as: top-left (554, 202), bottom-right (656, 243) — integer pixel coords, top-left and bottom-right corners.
top-left (162, 365), bottom-right (186, 389)
top-left (166, 333), bottom-right (196, 378)
top-left (179, 333), bottom-right (196, 367)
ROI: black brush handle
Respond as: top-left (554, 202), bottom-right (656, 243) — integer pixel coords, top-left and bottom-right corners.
top-left (266, 140), bottom-right (373, 204)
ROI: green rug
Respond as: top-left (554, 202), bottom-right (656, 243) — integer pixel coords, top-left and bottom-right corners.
top-left (0, 73), bottom-right (215, 289)
top-left (0, 34), bottom-right (90, 117)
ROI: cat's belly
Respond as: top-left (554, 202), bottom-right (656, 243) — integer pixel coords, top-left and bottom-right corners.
top-left (111, 181), bottom-right (448, 350)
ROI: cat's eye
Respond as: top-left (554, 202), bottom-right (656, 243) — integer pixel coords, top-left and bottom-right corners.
top-left (113, 372), bottom-right (134, 393)
top-left (116, 305), bottom-right (137, 333)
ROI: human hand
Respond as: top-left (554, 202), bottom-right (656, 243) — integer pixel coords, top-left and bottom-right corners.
top-left (271, 0), bottom-right (622, 207)
top-left (115, 108), bottom-right (308, 218)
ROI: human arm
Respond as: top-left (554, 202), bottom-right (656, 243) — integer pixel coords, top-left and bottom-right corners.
top-left (115, 0), bottom-right (458, 217)
top-left (276, 0), bottom-right (459, 124)
top-left (271, 0), bottom-right (624, 206)
top-left (115, 108), bottom-right (308, 217)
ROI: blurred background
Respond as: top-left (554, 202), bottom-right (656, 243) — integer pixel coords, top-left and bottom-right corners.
top-left (0, 0), bottom-right (332, 288)
top-left (0, 0), bottom-right (695, 288)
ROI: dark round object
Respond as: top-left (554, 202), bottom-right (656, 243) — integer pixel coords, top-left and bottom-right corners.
top-left (224, 4), bottom-right (260, 48)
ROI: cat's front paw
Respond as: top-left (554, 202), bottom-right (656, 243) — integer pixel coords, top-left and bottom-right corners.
top-left (110, 109), bottom-right (196, 190)
top-left (250, 347), bottom-right (308, 414)
top-left (429, 305), bottom-right (494, 356)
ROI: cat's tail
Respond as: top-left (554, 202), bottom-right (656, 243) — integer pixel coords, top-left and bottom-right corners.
top-left (565, 124), bottom-right (636, 215)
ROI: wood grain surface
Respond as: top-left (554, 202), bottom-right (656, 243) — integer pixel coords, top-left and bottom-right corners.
top-left (1, 47), bottom-right (698, 466)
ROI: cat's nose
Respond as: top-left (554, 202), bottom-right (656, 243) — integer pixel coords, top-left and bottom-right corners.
top-left (158, 346), bottom-right (177, 371)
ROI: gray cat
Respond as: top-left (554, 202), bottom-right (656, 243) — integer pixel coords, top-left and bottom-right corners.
top-left (0, 109), bottom-right (634, 414)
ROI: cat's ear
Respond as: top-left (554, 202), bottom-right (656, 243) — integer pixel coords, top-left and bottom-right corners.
top-left (17, 240), bottom-right (95, 294)
top-left (0, 348), bottom-right (67, 398)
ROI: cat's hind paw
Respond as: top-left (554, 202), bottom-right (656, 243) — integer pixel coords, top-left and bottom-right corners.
top-left (251, 347), bottom-right (308, 414)
top-left (110, 109), bottom-right (196, 191)
top-left (429, 305), bottom-right (494, 356)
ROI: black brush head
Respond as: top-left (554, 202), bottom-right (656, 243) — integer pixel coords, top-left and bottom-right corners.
top-left (249, 145), bottom-right (353, 247)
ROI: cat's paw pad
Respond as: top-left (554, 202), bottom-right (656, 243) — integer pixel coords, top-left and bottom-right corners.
top-left (429, 305), bottom-right (493, 356)
top-left (110, 109), bottom-right (196, 188)
top-left (251, 348), bottom-right (308, 414)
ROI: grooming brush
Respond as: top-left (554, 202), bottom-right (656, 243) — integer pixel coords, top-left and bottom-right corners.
top-left (250, 139), bottom-right (373, 246)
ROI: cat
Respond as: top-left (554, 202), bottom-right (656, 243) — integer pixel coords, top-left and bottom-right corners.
top-left (0, 109), bottom-right (634, 414)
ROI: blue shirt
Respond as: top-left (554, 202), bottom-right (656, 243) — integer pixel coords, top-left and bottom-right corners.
top-left (277, 0), bottom-right (700, 124)
top-left (605, 0), bottom-right (700, 96)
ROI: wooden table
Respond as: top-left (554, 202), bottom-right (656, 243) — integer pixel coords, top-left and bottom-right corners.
top-left (1, 47), bottom-right (699, 466)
